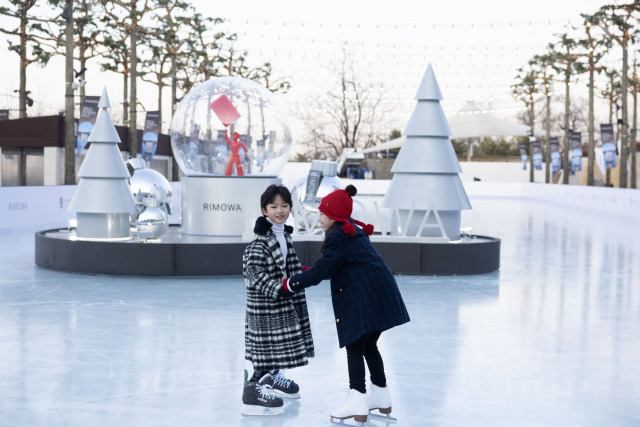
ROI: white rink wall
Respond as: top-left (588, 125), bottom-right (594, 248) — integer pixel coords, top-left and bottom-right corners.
top-left (2, 161), bottom-right (639, 231)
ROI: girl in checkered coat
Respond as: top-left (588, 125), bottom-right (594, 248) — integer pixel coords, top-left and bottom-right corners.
top-left (241, 184), bottom-right (314, 416)
top-left (281, 184), bottom-right (410, 423)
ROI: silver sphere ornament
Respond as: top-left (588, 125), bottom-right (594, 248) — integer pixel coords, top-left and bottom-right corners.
top-left (127, 159), bottom-right (173, 223)
top-left (135, 196), bottom-right (169, 240)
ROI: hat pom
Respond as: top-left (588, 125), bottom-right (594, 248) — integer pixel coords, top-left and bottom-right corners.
top-left (343, 222), bottom-right (356, 236)
top-left (354, 219), bottom-right (374, 236)
top-left (362, 223), bottom-right (374, 236)
top-left (344, 185), bottom-right (357, 197)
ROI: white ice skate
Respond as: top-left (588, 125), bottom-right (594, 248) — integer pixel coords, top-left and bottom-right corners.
top-left (368, 384), bottom-right (392, 415)
top-left (330, 389), bottom-right (368, 423)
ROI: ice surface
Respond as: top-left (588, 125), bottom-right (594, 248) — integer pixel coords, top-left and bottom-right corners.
top-left (0, 197), bottom-right (638, 426)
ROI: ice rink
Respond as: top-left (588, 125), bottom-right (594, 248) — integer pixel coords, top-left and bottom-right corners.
top-left (1, 195), bottom-right (638, 426)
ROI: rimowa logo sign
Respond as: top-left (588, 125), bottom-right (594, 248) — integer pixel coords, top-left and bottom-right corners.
top-left (203, 203), bottom-right (242, 212)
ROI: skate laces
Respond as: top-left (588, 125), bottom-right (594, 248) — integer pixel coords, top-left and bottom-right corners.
top-left (272, 370), bottom-right (293, 388)
top-left (257, 383), bottom-right (278, 400)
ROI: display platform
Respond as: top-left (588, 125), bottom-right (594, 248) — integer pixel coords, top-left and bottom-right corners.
top-left (35, 225), bottom-right (500, 276)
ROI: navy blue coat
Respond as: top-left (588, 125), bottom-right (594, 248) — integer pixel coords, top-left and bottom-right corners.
top-left (288, 222), bottom-right (410, 348)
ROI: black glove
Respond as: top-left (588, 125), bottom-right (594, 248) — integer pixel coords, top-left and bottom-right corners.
top-left (278, 286), bottom-right (292, 298)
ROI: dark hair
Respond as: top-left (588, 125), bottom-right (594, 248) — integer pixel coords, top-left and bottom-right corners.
top-left (320, 219), bottom-right (344, 254)
top-left (260, 184), bottom-right (293, 211)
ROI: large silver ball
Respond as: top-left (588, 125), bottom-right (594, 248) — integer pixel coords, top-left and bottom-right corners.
top-left (135, 201), bottom-right (169, 240)
top-left (129, 168), bottom-right (173, 206)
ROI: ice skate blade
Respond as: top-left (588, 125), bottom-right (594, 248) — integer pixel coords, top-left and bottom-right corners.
top-left (240, 404), bottom-right (284, 416)
top-left (330, 414), bottom-right (368, 424)
top-left (368, 411), bottom-right (398, 423)
top-left (272, 389), bottom-right (300, 399)
top-left (330, 416), bottom-right (366, 426)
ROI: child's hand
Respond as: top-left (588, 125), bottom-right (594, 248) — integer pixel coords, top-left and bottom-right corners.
top-left (278, 278), bottom-right (294, 298)
top-left (277, 287), bottom-right (292, 298)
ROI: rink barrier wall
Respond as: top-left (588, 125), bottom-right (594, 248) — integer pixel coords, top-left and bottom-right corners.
top-left (34, 226), bottom-right (500, 276)
top-left (3, 181), bottom-right (638, 232)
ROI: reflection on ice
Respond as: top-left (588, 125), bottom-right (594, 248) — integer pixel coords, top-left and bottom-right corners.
top-left (0, 197), bottom-right (638, 426)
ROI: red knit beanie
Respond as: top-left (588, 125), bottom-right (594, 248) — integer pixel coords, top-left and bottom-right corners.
top-left (319, 185), bottom-right (374, 236)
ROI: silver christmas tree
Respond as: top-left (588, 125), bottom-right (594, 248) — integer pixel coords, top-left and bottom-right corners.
top-left (68, 88), bottom-right (135, 239)
top-left (383, 64), bottom-right (471, 240)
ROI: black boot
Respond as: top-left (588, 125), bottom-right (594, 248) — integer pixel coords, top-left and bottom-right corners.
top-left (241, 369), bottom-right (284, 416)
top-left (258, 369), bottom-right (301, 399)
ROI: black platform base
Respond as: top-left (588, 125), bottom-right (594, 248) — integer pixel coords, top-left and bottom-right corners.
top-left (35, 225), bottom-right (500, 276)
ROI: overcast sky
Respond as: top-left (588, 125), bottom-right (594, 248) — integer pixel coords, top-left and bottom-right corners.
top-left (0, 0), bottom-right (623, 143)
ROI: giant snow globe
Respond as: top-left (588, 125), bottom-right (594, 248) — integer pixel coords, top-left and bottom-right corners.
top-left (170, 76), bottom-right (291, 177)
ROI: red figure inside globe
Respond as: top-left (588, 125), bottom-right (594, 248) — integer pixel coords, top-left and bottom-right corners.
top-left (225, 130), bottom-right (248, 176)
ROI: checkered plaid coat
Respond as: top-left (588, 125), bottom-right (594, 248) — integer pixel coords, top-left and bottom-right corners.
top-left (287, 222), bottom-right (410, 348)
top-left (243, 216), bottom-right (314, 371)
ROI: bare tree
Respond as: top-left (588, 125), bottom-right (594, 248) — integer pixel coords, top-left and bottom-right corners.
top-left (297, 50), bottom-right (388, 158)
top-left (578, 13), bottom-right (610, 186)
top-left (140, 0), bottom-right (192, 132)
top-left (529, 53), bottom-right (555, 183)
top-left (63, 0), bottom-right (74, 185)
top-left (512, 65), bottom-right (539, 182)
top-left (599, 67), bottom-right (621, 187)
top-left (629, 57), bottom-right (639, 189)
top-left (40, 0), bottom-right (105, 183)
top-left (595, 3), bottom-right (640, 188)
top-left (0, 0), bottom-right (53, 119)
top-left (247, 62), bottom-right (291, 94)
top-left (600, 67), bottom-right (621, 124)
top-left (99, 0), bottom-right (160, 158)
top-left (548, 33), bottom-right (582, 184)
top-left (99, 31), bottom-right (130, 125)
top-left (44, 0), bottom-right (104, 106)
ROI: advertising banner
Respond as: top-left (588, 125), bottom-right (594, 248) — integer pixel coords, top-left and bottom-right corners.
top-left (570, 131), bottom-right (582, 172)
top-left (141, 110), bottom-right (160, 161)
top-left (600, 123), bottom-right (617, 169)
top-left (549, 137), bottom-right (561, 173)
top-left (532, 140), bottom-right (543, 170)
top-left (519, 143), bottom-right (528, 170)
top-left (76, 96), bottom-right (100, 155)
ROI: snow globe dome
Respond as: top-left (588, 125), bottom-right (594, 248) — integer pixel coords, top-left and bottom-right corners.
top-left (170, 76), bottom-right (292, 177)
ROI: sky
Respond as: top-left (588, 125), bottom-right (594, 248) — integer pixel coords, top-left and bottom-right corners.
top-left (0, 0), bottom-right (625, 147)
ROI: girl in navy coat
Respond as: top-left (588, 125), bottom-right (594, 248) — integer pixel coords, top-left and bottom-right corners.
top-left (281, 184), bottom-right (410, 423)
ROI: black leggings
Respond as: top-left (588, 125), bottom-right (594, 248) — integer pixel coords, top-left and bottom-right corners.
top-left (345, 330), bottom-right (386, 394)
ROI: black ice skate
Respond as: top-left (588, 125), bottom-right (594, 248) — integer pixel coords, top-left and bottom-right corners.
top-left (241, 369), bottom-right (284, 416)
top-left (258, 369), bottom-right (301, 399)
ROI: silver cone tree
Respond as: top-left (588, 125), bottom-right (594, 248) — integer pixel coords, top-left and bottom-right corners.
top-left (68, 88), bottom-right (136, 239)
top-left (383, 64), bottom-right (471, 240)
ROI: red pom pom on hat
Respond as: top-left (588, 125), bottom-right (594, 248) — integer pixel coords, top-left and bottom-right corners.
top-left (354, 219), bottom-right (374, 236)
top-left (362, 223), bottom-right (374, 236)
top-left (342, 222), bottom-right (356, 236)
